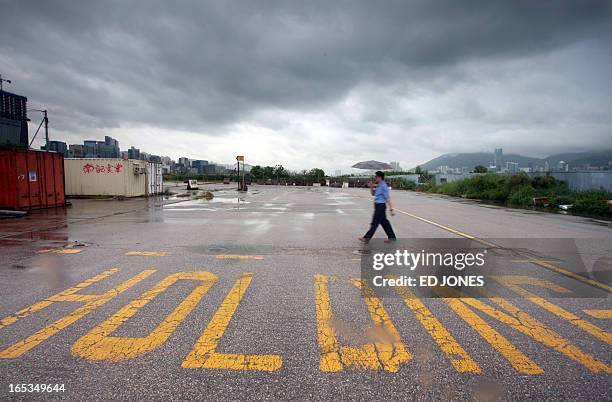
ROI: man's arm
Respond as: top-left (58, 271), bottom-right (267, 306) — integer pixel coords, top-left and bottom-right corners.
top-left (386, 196), bottom-right (395, 215)
top-left (369, 181), bottom-right (376, 196)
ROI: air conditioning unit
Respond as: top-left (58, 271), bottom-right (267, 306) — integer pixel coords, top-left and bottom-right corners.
top-left (133, 166), bottom-right (143, 175)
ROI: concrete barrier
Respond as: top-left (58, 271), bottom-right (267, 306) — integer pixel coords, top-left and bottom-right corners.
top-left (530, 171), bottom-right (612, 192)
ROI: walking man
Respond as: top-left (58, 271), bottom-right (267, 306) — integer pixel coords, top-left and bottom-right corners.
top-left (360, 171), bottom-right (396, 243)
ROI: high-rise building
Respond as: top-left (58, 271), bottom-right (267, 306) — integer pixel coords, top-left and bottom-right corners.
top-left (74, 136), bottom-right (120, 158)
top-left (97, 136), bottom-right (120, 158)
top-left (557, 161), bottom-right (568, 171)
top-left (505, 161), bottom-right (519, 173)
top-left (41, 140), bottom-right (68, 157)
top-left (0, 90), bottom-right (29, 147)
top-left (494, 148), bottom-right (503, 170)
top-left (83, 140), bottom-right (98, 157)
top-left (128, 146), bottom-right (140, 159)
top-left (68, 144), bottom-right (85, 158)
top-left (192, 160), bottom-right (209, 173)
top-left (437, 165), bottom-right (450, 174)
top-left (202, 164), bottom-right (218, 174)
top-left (390, 161), bottom-right (401, 171)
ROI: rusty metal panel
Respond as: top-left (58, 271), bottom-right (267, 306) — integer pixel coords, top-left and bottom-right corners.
top-left (0, 150), bottom-right (17, 208)
top-left (0, 149), bottom-right (65, 210)
top-left (64, 158), bottom-right (148, 197)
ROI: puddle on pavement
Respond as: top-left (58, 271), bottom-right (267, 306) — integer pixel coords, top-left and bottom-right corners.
top-left (208, 197), bottom-right (250, 204)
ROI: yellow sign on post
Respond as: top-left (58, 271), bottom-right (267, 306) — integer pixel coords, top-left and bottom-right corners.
top-left (236, 155), bottom-right (244, 161)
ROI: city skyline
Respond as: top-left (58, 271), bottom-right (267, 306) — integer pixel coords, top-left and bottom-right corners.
top-left (35, 132), bottom-right (612, 175)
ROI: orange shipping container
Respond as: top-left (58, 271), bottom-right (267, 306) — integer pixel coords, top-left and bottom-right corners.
top-left (0, 149), bottom-right (66, 210)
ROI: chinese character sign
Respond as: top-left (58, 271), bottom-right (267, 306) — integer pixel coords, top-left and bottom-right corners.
top-left (83, 163), bottom-right (124, 174)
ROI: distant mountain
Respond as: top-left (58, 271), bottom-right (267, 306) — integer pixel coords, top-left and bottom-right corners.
top-left (414, 149), bottom-right (612, 171)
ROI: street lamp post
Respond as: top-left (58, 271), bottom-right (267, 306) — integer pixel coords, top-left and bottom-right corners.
top-left (236, 155), bottom-right (246, 191)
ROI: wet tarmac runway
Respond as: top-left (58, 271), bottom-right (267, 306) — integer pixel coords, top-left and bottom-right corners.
top-left (0, 184), bottom-right (610, 400)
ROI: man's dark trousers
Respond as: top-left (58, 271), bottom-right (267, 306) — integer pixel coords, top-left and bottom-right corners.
top-left (364, 203), bottom-right (396, 239)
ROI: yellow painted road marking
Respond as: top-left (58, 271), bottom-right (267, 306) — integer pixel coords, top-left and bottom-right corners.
top-left (72, 272), bottom-right (217, 361)
top-left (395, 287), bottom-right (480, 373)
top-left (126, 251), bottom-right (171, 257)
top-left (392, 207), bottom-right (612, 293)
top-left (492, 276), bottom-right (611, 345)
top-left (216, 255), bottom-right (264, 260)
top-left (441, 287), bottom-right (611, 373)
top-left (0, 269), bottom-right (119, 330)
top-left (583, 309), bottom-right (612, 319)
top-left (38, 249), bottom-right (82, 254)
top-left (393, 208), bottom-right (497, 248)
top-left (313, 274), bottom-right (410, 372)
top-left (441, 293), bottom-right (543, 374)
top-left (182, 272), bottom-right (282, 371)
top-left (0, 269), bottom-right (154, 359)
top-left (527, 259), bottom-right (612, 293)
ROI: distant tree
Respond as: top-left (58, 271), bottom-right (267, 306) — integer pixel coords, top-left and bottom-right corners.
top-left (414, 165), bottom-right (423, 175)
top-left (273, 165), bottom-right (289, 179)
top-left (262, 166), bottom-right (274, 179)
top-left (250, 165), bottom-right (263, 179)
top-left (306, 168), bottom-right (325, 182)
top-left (473, 165), bottom-right (488, 173)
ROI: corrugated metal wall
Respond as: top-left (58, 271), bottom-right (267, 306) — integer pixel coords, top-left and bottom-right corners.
top-left (0, 149), bottom-right (65, 210)
top-left (64, 159), bottom-right (148, 197)
top-left (147, 162), bottom-right (163, 195)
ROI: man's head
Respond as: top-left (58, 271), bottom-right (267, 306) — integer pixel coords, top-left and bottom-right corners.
top-left (374, 171), bottom-right (384, 183)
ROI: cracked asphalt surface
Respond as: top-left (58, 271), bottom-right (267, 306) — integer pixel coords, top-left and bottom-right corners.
top-left (0, 184), bottom-right (610, 400)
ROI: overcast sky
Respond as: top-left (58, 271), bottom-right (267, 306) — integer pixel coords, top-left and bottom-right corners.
top-left (1, 1), bottom-right (611, 171)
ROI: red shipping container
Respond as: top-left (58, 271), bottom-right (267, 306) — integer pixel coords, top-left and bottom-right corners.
top-left (0, 149), bottom-right (66, 210)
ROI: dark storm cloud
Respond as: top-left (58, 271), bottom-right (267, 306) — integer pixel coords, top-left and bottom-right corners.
top-left (1, 1), bottom-right (611, 167)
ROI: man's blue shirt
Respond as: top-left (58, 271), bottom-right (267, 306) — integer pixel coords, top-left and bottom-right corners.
top-left (374, 180), bottom-right (389, 204)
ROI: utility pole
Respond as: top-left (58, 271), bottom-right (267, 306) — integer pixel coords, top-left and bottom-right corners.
top-left (29, 109), bottom-right (50, 151)
top-left (43, 110), bottom-right (49, 151)
top-left (0, 74), bottom-right (11, 91)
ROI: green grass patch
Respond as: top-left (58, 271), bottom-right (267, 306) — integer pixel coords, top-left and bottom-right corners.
top-left (431, 173), bottom-right (611, 218)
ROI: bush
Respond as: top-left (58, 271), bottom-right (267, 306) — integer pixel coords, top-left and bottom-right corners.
top-left (549, 195), bottom-right (574, 206)
top-left (392, 179), bottom-right (416, 191)
top-left (507, 185), bottom-right (537, 206)
top-left (509, 172), bottom-right (532, 188)
top-left (395, 172), bottom-right (611, 219)
top-left (570, 191), bottom-right (612, 218)
top-left (532, 175), bottom-right (558, 189)
top-left (438, 180), bottom-right (465, 197)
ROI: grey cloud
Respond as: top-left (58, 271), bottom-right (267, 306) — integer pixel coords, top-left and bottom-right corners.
top-left (1, 1), bottom-right (611, 168)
